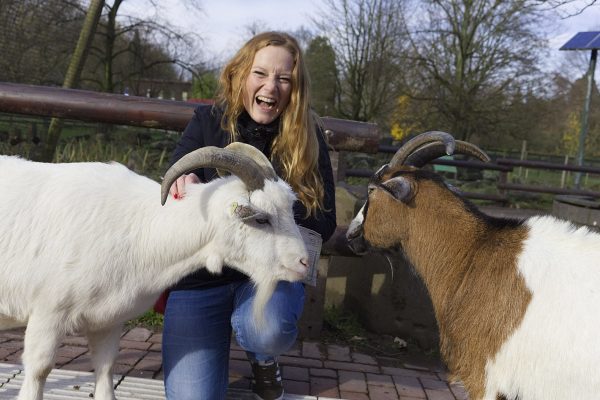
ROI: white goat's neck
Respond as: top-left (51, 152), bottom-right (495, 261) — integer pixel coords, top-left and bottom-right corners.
top-left (127, 180), bottom-right (223, 291)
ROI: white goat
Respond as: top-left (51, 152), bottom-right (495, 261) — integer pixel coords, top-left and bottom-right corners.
top-left (346, 132), bottom-right (600, 400)
top-left (0, 142), bottom-right (308, 400)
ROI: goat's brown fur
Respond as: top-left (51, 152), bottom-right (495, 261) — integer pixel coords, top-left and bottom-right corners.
top-left (363, 169), bottom-right (532, 398)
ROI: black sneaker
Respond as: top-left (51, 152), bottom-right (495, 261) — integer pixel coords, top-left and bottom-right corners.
top-left (251, 360), bottom-right (284, 400)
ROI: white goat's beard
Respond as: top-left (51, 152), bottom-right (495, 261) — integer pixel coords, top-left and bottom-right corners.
top-left (205, 254), bottom-right (224, 274)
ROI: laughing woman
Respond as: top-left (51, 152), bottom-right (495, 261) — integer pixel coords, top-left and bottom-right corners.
top-left (161, 31), bottom-right (336, 400)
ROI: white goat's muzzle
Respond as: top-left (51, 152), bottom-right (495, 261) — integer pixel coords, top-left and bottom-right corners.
top-left (284, 257), bottom-right (309, 281)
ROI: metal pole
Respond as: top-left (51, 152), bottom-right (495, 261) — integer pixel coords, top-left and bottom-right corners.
top-left (575, 48), bottom-right (597, 188)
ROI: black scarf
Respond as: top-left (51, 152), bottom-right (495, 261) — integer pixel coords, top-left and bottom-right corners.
top-left (237, 111), bottom-right (280, 157)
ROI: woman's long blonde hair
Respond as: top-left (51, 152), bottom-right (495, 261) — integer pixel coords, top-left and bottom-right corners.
top-left (216, 31), bottom-right (324, 215)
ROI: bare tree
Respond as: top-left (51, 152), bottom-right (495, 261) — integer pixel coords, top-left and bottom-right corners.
top-left (405, 0), bottom-right (548, 141)
top-left (81, 0), bottom-right (203, 94)
top-left (41, 0), bottom-right (105, 162)
top-left (313, 0), bottom-right (408, 124)
top-left (0, 0), bottom-right (84, 85)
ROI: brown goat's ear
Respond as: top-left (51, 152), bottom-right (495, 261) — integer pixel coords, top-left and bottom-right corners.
top-left (380, 176), bottom-right (415, 203)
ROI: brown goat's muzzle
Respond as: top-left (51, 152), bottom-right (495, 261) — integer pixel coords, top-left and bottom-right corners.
top-left (346, 226), bottom-right (369, 255)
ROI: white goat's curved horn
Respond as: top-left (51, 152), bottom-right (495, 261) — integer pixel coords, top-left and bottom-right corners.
top-left (389, 131), bottom-right (455, 167)
top-left (160, 146), bottom-right (268, 205)
top-left (220, 142), bottom-right (277, 181)
top-left (405, 140), bottom-right (491, 167)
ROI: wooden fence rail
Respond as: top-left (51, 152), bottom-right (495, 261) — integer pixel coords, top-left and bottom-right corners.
top-left (0, 82), bottom-right (379, 153)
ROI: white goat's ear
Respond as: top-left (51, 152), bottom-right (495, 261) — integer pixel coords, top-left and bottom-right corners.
top-left (230, 202), bottom-right (262, 220)
top-left (380, 176), bottom-right (415, 203)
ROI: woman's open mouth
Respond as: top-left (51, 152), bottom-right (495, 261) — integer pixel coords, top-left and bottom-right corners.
top-left (256, 95), bottom-right (277, 111)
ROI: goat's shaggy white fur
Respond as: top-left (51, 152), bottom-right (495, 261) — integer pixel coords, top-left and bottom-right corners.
top-left (0, 155), bottom-right (308, 400)
top-left (482, 216), bottom-right (600, 399)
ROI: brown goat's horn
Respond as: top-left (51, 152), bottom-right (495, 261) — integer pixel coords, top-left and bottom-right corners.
top-left (405, 140), bottom-right (491, 167)
top-left (389, 131), bottom-right (455, 167)
top-left (220, 142), bottom-right (277, 181)
top-left (160, 146), bottom-right (268, 205)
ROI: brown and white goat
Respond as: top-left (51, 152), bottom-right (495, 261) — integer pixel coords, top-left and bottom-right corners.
top-left (346, 132), bottom-right (600, 400)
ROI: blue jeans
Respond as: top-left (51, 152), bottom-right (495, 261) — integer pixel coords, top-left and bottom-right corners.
top-left (162, 280), bottom-right (305, 400)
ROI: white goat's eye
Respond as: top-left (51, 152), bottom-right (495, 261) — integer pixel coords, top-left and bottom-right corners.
top-left (255, 218), bottom-right (270, 225)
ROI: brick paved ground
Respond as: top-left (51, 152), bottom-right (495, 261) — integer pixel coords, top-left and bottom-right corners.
top-left (0, 327), bottom-right (468, 399)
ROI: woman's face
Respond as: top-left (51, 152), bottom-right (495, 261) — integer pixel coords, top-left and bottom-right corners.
top-left (243, 45), bottom-right (294, 124)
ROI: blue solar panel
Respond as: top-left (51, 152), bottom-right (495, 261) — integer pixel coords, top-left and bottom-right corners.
top-left (590, 35), bottom-right (600, 48)
top-left (560, 32), bottom-right (600, 50)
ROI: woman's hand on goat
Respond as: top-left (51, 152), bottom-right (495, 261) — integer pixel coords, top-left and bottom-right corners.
top-left (170, 173), bottom-right (200, 200)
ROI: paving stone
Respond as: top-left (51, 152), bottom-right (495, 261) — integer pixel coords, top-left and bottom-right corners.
top-left (449, 383), bottom-right (469, 400)
top-left (425, 389), bottom-right (455, 400)
top-left (279, 355), bottom-right (323, 368)
top-left (421, 377), bottom-right (450, 391)
top-left (392, 376), bottom-right (426, 399)
top-left (284, 379), bottom-right (310, 395)
top-left (4, 350), bottom-right (22, 362)
top-left (339, 370), bottom-right (367, 393)
top-left (56, 345), bottom-right (88, 359)
top-left (229, 375), bottom-right (250, 389)
top-left (113, 363), bottom-right (133, 375)
top-left (310, 367), bottom-right (337, 378)
top-left (352, 352), bottom-right (378, 365)
top-left (229, 359), bottom-right (252, 377)
top-left (54, 356), bottom-right (74, 366)
top-left (61, 357), bottom-right (93, 372)
top-left (228, 375), bottom-right (251, 389)
top-left (230, 349), bottom-right (248, 360)
top-left (283, 365), bottom-right (309, 381)
top-left (284, 341), bottom-right (302, 357)
top-left (366, 372), bottom-right (394, 387)
top-left (134, 357), bottom-right (162, 372)
top-left (310, 376), bottom-right (339, 398)
top-left (382, 366), bottom-right (437, 380)
top-left (327, 344), bottom-right (351, 361)
top-left (0, 341), bottom-right (24, 349)
top-left (120, 339), bottom-right (153, 350)
top-left (302, 341), bottom-right (323, 359)
top-left (367, 384), bottom-right (400, 400)
top-left (402, 363), bottom-right (430, 371)
top-left (144, 350), bottom-right (163, 361)
top-left (147, 333), bottom-right (163, 344)
top-left (0, 348), bottom-right (16, 360)
top-left (116, 349), bottom-right (147, 366)
top-left (341, 391), bottom-right (370, 400)
top-left (0, 330), bottom-right (25, 340)
top-left (150, 343), bottom-right (162, 351)
top-left (121, 327), bottom-right (153, 342)
top-left (324, 360), bottom-right (380, 374)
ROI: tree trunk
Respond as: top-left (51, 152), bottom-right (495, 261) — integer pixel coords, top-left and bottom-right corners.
top-left (36, 0), bottom-right (104, 162)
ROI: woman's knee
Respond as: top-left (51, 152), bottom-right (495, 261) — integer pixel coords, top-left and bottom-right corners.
top-left (251, 318), bottom-right (298, 354)
top-left (233, 281), bottom-right (304, 355)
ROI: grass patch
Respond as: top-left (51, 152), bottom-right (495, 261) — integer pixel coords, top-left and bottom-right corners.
top-left (126, 310), bottom-right (164, 332)
top-left (322, 305), bottom-right (366, 342)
